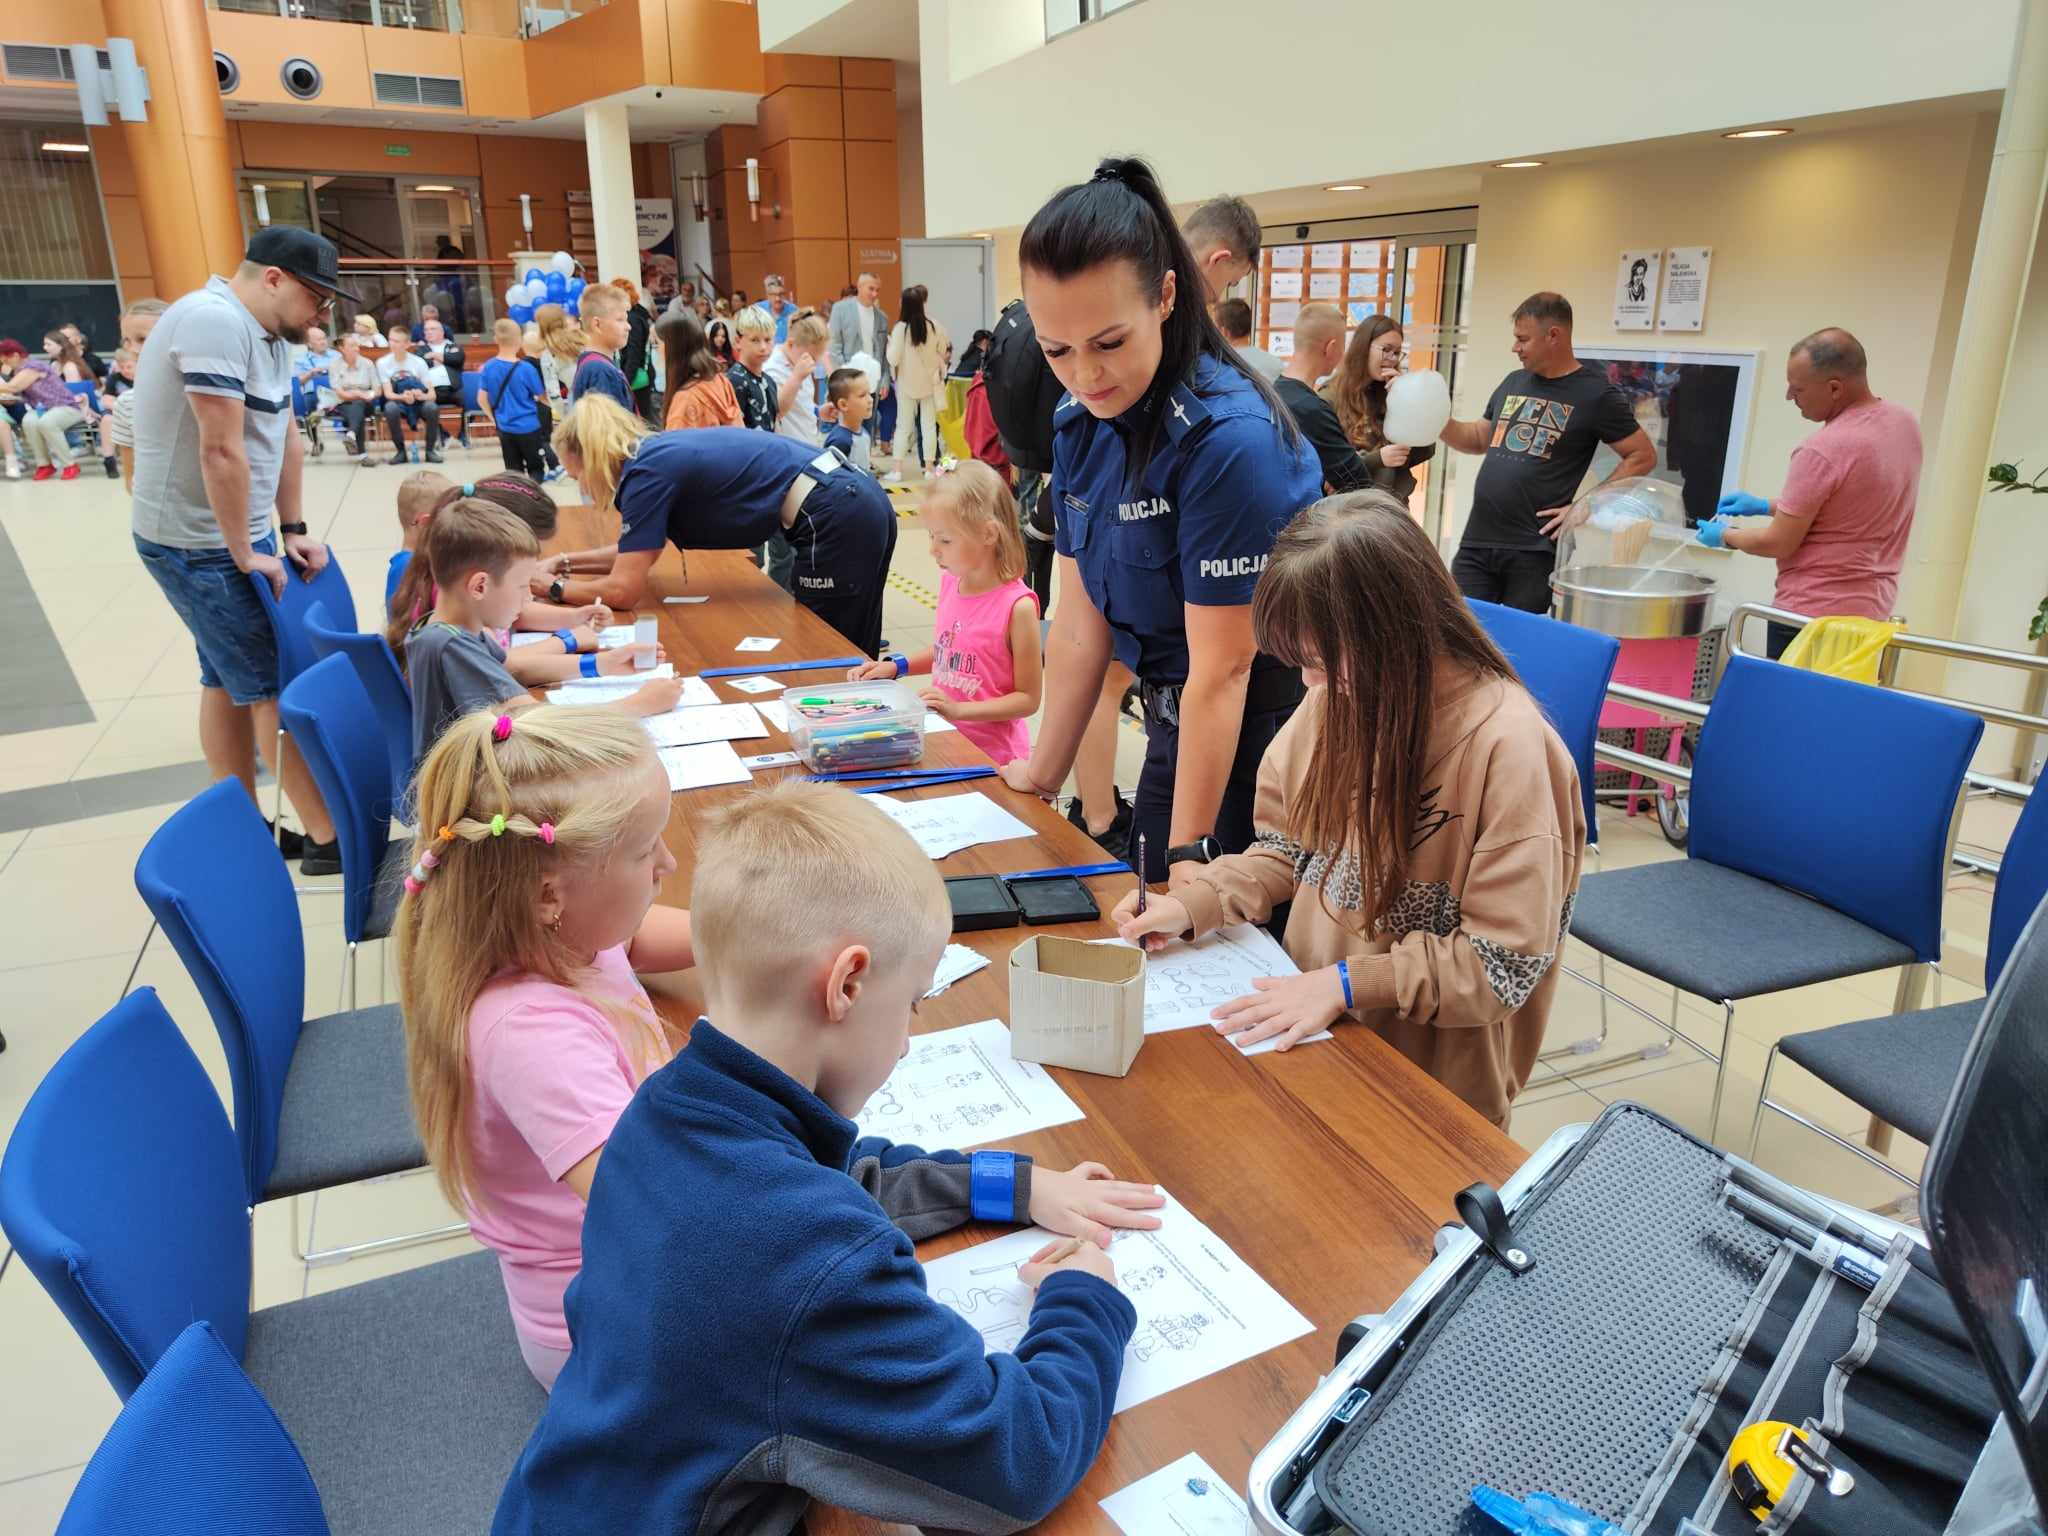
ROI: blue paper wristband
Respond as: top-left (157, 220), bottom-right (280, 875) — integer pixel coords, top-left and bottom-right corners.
top-left (554, 628), bottom-right (579, 653)
top-left (969, 1150), bottom-right (1017, 1223)
top-left (890, 652), bottom-right (909, 678)
top-left (579, 653), bottom-right (598, 679)
top-left (1337, 959), bottom-right (1353, 1010)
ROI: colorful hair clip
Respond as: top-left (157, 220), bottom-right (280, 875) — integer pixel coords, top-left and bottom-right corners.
top-left (492, 715), bottom-right (513, 742)
top-left (490, 813), bottom-right (507, 836)
top-left (437, 824), bottom-right (455, 842)
top-left (538, 821), bottom-right (555, 845)
top-left (462, 483), bottom-right (476, 496)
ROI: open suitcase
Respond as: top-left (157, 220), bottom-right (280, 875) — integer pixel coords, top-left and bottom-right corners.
top-left (1250, 901), bottom-right (2048, 1536)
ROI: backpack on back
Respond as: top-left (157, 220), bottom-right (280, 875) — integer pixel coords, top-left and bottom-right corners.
top-left (962, 373), bottom-right (1010, 477)
top-left (982, 298), bottom-right (1064, 475)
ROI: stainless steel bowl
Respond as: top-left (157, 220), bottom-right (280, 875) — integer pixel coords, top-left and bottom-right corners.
top-left (1549, 563), bottom-right (1716, 639)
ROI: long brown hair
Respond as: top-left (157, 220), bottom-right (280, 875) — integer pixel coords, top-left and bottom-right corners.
top-left (656, 307), bottom-right (719, 423)
top-left (1251, 491), bottom-right (1516, 933)
top-left (1323, 316), bottom-right (1403, 450)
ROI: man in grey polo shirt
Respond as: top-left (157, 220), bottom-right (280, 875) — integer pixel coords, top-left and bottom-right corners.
top-left (131, 226), bottom-right (344, 872)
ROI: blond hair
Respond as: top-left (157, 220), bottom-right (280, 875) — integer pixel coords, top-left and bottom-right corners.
top-left (924, 461), bottom-right (1026, 583)
top-left (1292, 301), bottom-right (1345, 355)
top-left (398, 469), bottom-right (455, 534)
top-left (787, 310), bottom-right (828, 351)
top-left (396, 702), bottom-right (670, 1209)
top-left (492, 317), bottom-right (522, 346)
top-left (521, 323), bottom-right (544, 360)
top-left (578, 285), bottom-right (626, 326)
top-left (536, 302), bottom-right (586, 363)
top-left (552, 394), bottom-right (650, 512)
top-left (692, 780), bottom-right (949, 1004)
top-left (730, 306), bottom-right (773, 341)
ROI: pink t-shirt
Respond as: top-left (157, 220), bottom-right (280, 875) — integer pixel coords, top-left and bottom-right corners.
top-left (932, 570), bottom-right (1037, 765)
top-left (464, 944), bottom-right (670, 1354)
top-left (1773, 397), bottom-right (1921, 621)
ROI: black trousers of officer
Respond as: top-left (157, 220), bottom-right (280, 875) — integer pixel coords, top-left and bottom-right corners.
top-left (1129, 666), bottom-right (1305, 883)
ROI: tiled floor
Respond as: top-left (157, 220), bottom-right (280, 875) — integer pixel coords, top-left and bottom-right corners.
top-left (0, 446), bottom-right (2007, 1529)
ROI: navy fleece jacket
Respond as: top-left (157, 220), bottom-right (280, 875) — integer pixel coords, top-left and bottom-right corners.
top-left (492, 1020), bottom-right (1135, 1536)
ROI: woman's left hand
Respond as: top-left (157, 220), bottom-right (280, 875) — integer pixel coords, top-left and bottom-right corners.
top-left (1028, 1162), bottom-right (1166, 1247)
top-left (1210, 967), bottom-right (1347, 1053)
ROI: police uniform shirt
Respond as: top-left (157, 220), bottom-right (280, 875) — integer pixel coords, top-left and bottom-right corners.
top-left (615, 427), bottom-right (834, 556)
top-left (1051, 353), bottom-right (1321, 681)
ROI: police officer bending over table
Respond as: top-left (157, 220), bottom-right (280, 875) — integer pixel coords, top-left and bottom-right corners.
top-left (999, 157), bottom-right (1322, 886)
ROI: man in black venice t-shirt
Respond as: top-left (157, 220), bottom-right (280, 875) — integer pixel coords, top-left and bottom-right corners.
top-left (1438, 291), bottom-right (1657, 612)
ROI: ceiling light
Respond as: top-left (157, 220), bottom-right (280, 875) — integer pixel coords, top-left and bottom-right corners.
top-left (1494, 159), bottom-right (1545, 169)
top-left (1324, 183), bottom-right (1366, 192)
top-left (41, 141), bottom-right (91, 153)
top-left (414, 184), bottom-right (455, 192)
top-left (1722, 127), bottom-right (1791, 139)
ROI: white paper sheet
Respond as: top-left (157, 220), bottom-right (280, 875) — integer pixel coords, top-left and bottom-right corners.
top-left (736, 635), bottom-right (781, 652)
top-left (549, 670), bottom-right (724, 711)
top-left (596, 624), bottom-right (638, 648)
top-left (853, 1017), bottom-right (1082, 1149)
top-left (659, 741), bottom-right (751, 791)
top-left (925, 942), bottom-right (991, 999)
top-left (554, 661), bottom-right (673, 685)
top-left (1093, 926), bottom-right (1332, 1055)
top-left (508, 632), bottom-right (553, 649)
top-left (753, 699), bottom-right (793, 733)
top-left (924, 713), bottom-right (956, 734)
top-left (869, 789), bottom-right (1034, 859)
top-left (724, 674), bottom-right (786, 695)
top-left (643, 702), bottom-right (770, 748)
top-left (1102, 1454), bottom-right (1249, 1536)
top-left (922, 1192), bottom-right (1313, 1413)
top-left (663, 595), bottom-right (710, 605)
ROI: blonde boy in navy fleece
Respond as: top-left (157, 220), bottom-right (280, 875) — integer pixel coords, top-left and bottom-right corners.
top-left (494, 781), bottom-right (1164, 1536)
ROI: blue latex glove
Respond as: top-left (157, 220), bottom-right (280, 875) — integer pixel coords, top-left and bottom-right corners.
top-left (1717, 490), bottom-right (1770, 519)
top-left (1472, 1486), bottom-right (1629, 1536)
top-left (1695, 518), bottom-right (1729, 549)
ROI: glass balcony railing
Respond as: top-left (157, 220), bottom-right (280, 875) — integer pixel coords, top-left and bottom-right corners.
top-left (205, 0), bottom-right (609, 41)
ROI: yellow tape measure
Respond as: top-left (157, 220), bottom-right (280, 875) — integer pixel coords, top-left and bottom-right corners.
top-left (1726, 1421), bottom-right (1855, 1519)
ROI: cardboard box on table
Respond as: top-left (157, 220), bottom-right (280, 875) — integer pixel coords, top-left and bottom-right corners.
top-left (1007, 936), bottom-right (1145, 1077)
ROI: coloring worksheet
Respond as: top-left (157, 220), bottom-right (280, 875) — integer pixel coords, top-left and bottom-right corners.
top-left (736, 635), bottom-right (781, 652)
top-left (853, 1017), bottom-right (1082, 1150)
top-left (643, 702), bottom-right (771, 748)
top-left (549, 670), bottom-right (721, 711)
top-left (723, 674), bottom-right (786, 695)
top-left (658, 741), bottom-right (750, 792)
top-left (921, 1192), bottom-right (1314, 1413)
top-left (1094, 927), bottom-right (1333, 1055)
top-left (869, 790), bottom-right (1035, 859)
top-left (1101, 1453), bottom-right (1249, 1536)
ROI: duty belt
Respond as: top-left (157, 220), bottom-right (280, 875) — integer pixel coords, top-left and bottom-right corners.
top-left (1137, 665), bottom-right (1305, 732)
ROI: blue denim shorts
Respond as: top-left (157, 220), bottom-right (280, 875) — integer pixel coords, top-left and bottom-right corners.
top-left (134, 533), bottom-right (280, 704)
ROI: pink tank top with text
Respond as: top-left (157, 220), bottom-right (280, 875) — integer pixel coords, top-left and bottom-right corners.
top-left (931, 570), bottom-right (1037, 765)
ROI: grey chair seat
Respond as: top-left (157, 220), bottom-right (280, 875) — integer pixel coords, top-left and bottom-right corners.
top-left (262, 1003), bottom-right (426, 1201)
top-left (1778, 999), bottom-right (1985, 1146)
top-left (245, 1249), bottom-right (545, 1536)
top-left (364, 836), bottom-right (411, 942)
top-left (1571, 860), bottom-right (1916, 1001)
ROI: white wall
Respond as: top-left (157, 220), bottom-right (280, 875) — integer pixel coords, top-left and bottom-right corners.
top-left (669, 141), bottom-right (715, 296)
top-left (920, 0), bottom-right (2015, 238)
top-left (1446, 112), bottom-right (1997, 629)
top-left (756, 0), bottom-right (857, 50)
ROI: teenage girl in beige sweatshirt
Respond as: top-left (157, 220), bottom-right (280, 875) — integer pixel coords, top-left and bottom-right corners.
top-left (1114, 491), bottom-right (1586, 1126)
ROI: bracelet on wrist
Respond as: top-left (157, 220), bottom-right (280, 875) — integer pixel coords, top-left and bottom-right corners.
top-left (579, 653), bottom-right (599, 679)
top-left (1336, 959), bottom-right (1354, 1010)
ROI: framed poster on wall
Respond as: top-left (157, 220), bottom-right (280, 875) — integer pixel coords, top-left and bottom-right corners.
top-left (1575, 345), bottom-right (1761, 525)
top-left (1612, 249), bottom-right (1659, 331)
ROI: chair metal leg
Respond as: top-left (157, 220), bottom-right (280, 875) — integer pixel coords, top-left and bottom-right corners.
top-left (1866, 963), bottom-right (1931, 1154)
top-left (1709, 1000), bottom-right (1736, 1144)
top-left (1561, 963), bottom-right (1712, 1083)
top-left (119, 918), bottom-right (158, 1001)
top-left (1751, 1093), bottom-right (1920, 1190)
top-left (273, 726), bottom-right (286, 833)
top-left (347, 939), bottom-right (359, 1016)
top-left (290, 1168), bottom-right (471, 1267)
top-left (1747, 1040), bottom-right (1784, 1160)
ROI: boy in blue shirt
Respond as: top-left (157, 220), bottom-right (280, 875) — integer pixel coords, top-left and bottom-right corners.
top-left (821, 365), bottom-right (876, 474)
top-left (567, 285), bottom-right (635, 411)
top-left (477, 319), bottom-right (549, 478)
top-left (493, 780), bottom-right (1164, 1536)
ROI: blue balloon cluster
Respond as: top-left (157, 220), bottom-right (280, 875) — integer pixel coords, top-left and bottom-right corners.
top-left (504, 253), bottom-right (584, 323)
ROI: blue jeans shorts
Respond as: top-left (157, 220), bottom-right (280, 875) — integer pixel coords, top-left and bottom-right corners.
top-left (134, 533), bottom-right (281, 704)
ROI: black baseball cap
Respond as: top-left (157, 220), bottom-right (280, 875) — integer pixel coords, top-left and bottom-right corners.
top-left (245, 226), bottom-right (346, 298)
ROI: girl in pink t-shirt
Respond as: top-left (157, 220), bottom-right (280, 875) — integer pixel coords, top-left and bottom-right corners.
top-left (850, 461), bottom-right (1042, 764)
top-left (395, 701), bottom-right (694, 1389)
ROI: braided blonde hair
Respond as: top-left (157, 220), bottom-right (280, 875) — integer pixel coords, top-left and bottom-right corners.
top-left (395, 700), bottom-right (670, 1210)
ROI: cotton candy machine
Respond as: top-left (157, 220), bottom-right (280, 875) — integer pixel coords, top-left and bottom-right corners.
top-left (1549, 477), bottom-right (1715, 639)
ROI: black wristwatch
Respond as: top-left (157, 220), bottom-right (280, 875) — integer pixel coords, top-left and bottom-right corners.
top-left (1165, 835), bottom-right (1222, 868)
top-left (549, 577), bottom-right (567, 604)
top-left (278, 521), bottom-right (308, 536)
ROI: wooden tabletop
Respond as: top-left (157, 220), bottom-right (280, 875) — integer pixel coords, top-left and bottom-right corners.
top-left (554, 511), bottom-right (1524, 1532)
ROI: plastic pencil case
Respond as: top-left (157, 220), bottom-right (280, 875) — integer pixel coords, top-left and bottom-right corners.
top-left (784, 679), bottom-right (926, 773)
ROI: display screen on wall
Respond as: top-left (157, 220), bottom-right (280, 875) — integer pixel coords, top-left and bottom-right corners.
top-left (1577, 345), bottom-right (1760, 525)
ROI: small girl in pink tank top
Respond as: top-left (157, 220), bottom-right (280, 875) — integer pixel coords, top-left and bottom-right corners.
top-left (849, 462), bottom-right (1042, 764)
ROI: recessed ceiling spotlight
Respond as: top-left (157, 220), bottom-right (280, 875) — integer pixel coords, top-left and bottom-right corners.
top-left (1722, 127), bottom-right (1791, 139)
top-left (41, 142), bottom-right (91, 153)
top-left (1495, 159), bottom-right (1545, 169)
top-left (1324, 183), bottom-right (1366, 192)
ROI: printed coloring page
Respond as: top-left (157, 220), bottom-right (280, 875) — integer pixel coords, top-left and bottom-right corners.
top-left (853, 1017), bottom-right (1082, 1150)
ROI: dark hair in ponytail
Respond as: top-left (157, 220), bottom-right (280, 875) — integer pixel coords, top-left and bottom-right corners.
top-left (900, 284), bottom-right (930, 348)
top-left (384, 472), bottom-right (559, 668)
top-left (1019, 155), bottom-right (1297, 480)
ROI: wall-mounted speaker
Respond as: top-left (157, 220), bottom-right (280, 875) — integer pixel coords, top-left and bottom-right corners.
top-left (280, 57), bottom-right (322, 100)
top-left (214, 51), bottom-right (239, 95)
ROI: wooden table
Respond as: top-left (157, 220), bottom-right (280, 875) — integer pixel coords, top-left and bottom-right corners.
top-left (556, 513), bottom-right (1525, 1533)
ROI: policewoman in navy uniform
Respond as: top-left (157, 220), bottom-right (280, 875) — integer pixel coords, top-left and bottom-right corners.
top-left (538, 394), bottom-right (898, 656)
top-left (999, 158), bottom-right (1322, 886)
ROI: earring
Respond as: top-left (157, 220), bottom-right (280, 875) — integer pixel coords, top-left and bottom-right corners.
top-left (547, 912), bottom-right (563, 935)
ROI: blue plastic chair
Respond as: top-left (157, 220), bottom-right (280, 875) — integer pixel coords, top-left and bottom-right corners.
top-left (1750, 781), bottom-right (2048, 1178)
top-left (0, 987), bottom-right (545, 1532)
top-left (134, 780), bottom-right (435, 1262)
top-left (459, 367), bottom-right (490, 445)
top-left (58, 1321), bottom-right (330, 1536)
top-left (1569, 655), bottom-right (1984, 1141)
top-left (305, 600), bottom-right (413, 820)
top-left (64, 378), bottom-right (105, 460)
top-left (1468, 599), bottom-right (1618, 849)
top-left (247, 550), bottom-right (353, 834)
top-left (279, 655), bottom-right (410, 1011)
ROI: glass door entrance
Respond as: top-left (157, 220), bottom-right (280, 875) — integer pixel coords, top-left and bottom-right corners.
top-left (1391, 235), bottom-right (1475, 549)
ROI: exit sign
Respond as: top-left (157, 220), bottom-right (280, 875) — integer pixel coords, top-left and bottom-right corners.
top-left (385, 143), bottom-right (412, 157)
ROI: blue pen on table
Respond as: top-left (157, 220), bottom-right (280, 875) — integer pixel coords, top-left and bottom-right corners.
top-left (843, 770), bottom-right (996, 794)
top-left (813, 765), bottom-right (995, 784)
top-left (1001, 861), bottom-right (1131, 882)
top-left (699, 656), bottom-right (865, 680)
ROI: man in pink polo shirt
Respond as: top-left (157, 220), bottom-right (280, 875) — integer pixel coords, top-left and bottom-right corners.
top-left (1696, 328), bottom-right (1921, 658)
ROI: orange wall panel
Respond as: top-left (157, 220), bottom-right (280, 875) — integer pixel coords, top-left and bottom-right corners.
top-left (762, 54), bottom-right (838, 92)
top-left (361, 24), bottom-right (464, 82)
top-left (843, 139), bottom-right (900, 240)
top-left (756, 139), bottom-right (795, 245)
top-left (759, 86), bottom-right (844, 149)
top-left (787, 137), bottom-right (848, 239)
top-left (236, 122), bottom-right (482, 177)
top-left (705, 125), bottom-right (759, 176)
top-left (841, 88), bottom-right (895, 142)
top-left (206, 13), bottom-right (375, 110)
top-left (850, 239), bottom-right (903, 287)
top-left (460, 35), bottom-right (531, 118)
top-left (672, 0), bottom-right (765, 94)
top-left (104, 198), bottom-right (154, 289)
top-left (3, 5), bottom-right (109, 44)
top-left (478, 136), bottom-right (592, 205)
top-left (524, 0), bottom-right (647, 118)
top-left (710, 169), bottom-right (765, 253)
top-left (841, 57), bottom-right (894, 90)
top-left (90, 123), bottom-right (137, 197)
top-left (784, 238), bottom-right (852, 308)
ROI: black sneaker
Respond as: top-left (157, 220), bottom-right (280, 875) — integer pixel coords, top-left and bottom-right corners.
top-left (1066, 789), bottom-right (1133, 861)
top-left (299, 837), bottom-right (343, 878)
top-left (387, 453), bottom-right (408, 468)
top-left (267, 818), bottom-right (305, 861)
top-left (103, 456), bottom-right (119, 479)
top-left (424, 448), bottom-right (444, 464)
